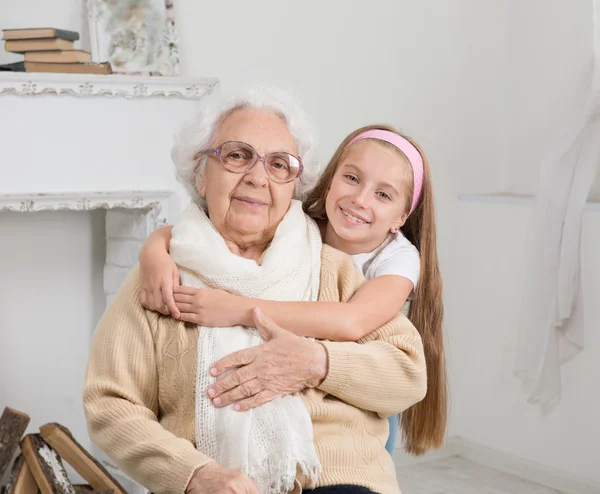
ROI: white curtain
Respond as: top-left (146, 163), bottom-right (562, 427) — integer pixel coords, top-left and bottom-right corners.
top-left (515, 0), bottom-right (600, 414)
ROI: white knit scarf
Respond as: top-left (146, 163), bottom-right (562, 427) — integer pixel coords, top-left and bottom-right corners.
top-left (170, 200), bottom-right (322, 493)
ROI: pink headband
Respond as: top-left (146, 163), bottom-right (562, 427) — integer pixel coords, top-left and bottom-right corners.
top-left (346, 129), bottom-right (424, 215)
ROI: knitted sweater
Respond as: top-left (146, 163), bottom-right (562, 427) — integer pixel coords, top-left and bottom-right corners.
top-left (84, 245), bottom-right (427, 494)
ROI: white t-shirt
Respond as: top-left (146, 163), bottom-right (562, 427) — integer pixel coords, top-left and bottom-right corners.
top-left (350, 232), bottom-right (420, 314)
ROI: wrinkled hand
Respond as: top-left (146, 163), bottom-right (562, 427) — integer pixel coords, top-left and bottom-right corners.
top-left (139, 244), bottom-right (180, 317)
top-left (207, 308), bottom-right (328, 411)
top-left (185, 463), bottom-right (259, 494)
top-left (173, 286), bottom-right (242, 327)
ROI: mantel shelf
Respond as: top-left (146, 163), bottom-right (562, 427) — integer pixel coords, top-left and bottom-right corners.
top-left (0, 72), bottom-right (218, 99)
top-left (458, 193), bottom-right (600, 212)
top-left (0, 190), bottom-right (175, 213)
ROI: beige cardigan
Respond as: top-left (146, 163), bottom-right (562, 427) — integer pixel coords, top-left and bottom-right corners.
top-left (84, 245), bottom-right (426, 494)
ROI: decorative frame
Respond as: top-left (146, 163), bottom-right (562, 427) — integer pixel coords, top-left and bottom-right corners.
top-left (0, 72), bottom-right (218, 99)
top-left (87, 0), bottom-right (179, 76)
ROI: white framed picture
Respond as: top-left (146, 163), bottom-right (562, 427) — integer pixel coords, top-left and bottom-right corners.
top-left (87, 0), bottom-right (179, 76)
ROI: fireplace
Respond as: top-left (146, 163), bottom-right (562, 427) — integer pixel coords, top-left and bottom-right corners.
top-left (0, 71), bottom-right (218, 487)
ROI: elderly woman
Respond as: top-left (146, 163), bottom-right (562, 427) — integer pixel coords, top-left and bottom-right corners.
top-left (84, 86), bottom-right (426, 494)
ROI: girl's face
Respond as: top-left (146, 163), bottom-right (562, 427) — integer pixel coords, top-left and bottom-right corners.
top-left (324, 140), bottom-right (410, 255)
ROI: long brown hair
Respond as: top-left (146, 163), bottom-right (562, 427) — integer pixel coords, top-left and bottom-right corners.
top-left (304, 125), bottom-right (447, 455)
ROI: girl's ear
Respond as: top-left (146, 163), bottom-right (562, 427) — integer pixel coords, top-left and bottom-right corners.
top-left (390, 212), bottom-right (408, 233)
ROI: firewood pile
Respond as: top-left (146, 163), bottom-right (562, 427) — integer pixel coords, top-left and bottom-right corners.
top-left (0, 407), bottom-right (127, 494)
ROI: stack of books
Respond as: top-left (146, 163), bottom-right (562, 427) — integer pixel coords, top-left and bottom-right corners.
top-left (1, 27), bottom-right (112, 74)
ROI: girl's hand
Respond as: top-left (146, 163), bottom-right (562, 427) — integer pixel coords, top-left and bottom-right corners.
top-left (139, 239), bottom-right (180, 317)
top-left (174, 286), bottom-right (243, 327)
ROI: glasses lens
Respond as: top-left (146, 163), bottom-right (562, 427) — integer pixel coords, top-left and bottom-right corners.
top-left (219, 142), bottom-right (255, 171)
top-left (266, 153), bottom-right (300, 182)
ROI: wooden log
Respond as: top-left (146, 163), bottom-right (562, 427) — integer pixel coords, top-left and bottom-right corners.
top-left (20, 434), bottom-right (75, 494)
top-left (39, 423), bottom-right (125, 494)
top-left (4, 454), bottom-right (38, 494)
top-left (73, 486), bottom-right (93, 493)
top-left (0, 408), bottom-right (31, 479)
top-left (73, 487), bottom-right (113, 494)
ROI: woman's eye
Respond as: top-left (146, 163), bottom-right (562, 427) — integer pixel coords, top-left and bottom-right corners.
top-left (228, 152), bottom-right (246, 160)
top-left (344, 175), bottom-right (359, 183)
top-left (377, 191), bottom-right (392, 200)
top-left (271, 161), bottom-right (285, 169)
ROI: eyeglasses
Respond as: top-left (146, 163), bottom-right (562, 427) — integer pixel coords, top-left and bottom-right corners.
top-left (200, 141), bottom-right (303, 184)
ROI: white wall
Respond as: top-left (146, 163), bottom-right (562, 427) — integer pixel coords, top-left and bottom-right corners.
top-left (441, 0), bottom-right (600, 486)
top-left (449, 203), bottom-right (600, 485)
top-left (2, 0), bottom-right (599, 485)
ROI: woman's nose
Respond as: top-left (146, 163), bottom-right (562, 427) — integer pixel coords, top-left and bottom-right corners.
top-left (243, 160), bottom-right (269, 187)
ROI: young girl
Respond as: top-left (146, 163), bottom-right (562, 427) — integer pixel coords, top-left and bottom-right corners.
top-left (138, 125), bottom-right (446, 456)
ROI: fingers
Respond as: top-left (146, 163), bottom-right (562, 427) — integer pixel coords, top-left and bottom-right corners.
top-left (139, 289), bottom-right (148, 307)
top-left (233, 390), bottom-right (280, 412)
top-left (211, 378), bottom-right (263, 408)
top-left (177, 311), bottom-right (200, 324)
top-left (173, 285), bottom-right (198, 295)
top-left (162, 281), bottom-right (180, 318)
top-left (175, 303), bottom-right (195, 313)
top-left (251, 308), bottom-right (280, 341)
top-left (211, 347), bottom-right (259, 376)
top-left (150, 288), bottom-right (169, 315)
top-left (173, 293), bottom-right (195, 304)
top-left (208, 363), bottom-right (256, 399)
top-left (172, 267), bottom-right (180, 288)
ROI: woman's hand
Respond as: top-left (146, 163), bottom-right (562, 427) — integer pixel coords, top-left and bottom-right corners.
top-left (207, 308), bottom-right (328, 411)
top-left (138, 231), bottom-right (180, 317)
top-left (186, 463), bottom-right (259, 494)
top-left (173, 286), bottom-right (245, 327)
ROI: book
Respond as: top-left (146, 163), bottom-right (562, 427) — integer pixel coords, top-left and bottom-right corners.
top-left (2, 28), bottom-right (79, 42)
top-left (0, 61), bottom-right (25, 72)
top-left (5, 38), bottom-right (75, 53)
top-left (24, 50), bottom-right (91, 63)
top-left (23, 61), bottom-right (112, 74)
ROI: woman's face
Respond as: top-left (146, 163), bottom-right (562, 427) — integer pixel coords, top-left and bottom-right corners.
top-left (199, 108), bottom-right (298, 248)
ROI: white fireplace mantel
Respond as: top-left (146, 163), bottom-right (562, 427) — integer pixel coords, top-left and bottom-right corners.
top-left (0, 190), bottom-right (177, 305)
top-left (1, 74), bottom-right (217, 487)
top-left (0, 72), bottom-right (219, 99)
top-left (0, 190), bottom-right (173, 213)
top-left (1, 74), bottom-right (219, 303)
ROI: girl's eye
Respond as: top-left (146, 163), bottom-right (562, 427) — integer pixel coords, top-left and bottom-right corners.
top-left (344, 175), bottom-right (359, 183)
top-left (377, 191), bottom-right (392, 200)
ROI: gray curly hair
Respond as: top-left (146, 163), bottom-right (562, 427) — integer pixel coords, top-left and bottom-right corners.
top-left (171, 85), bottom-right (321, 208)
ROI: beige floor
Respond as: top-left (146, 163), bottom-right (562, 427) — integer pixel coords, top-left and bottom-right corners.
top-left (395, 455), bottom-right (568, 494)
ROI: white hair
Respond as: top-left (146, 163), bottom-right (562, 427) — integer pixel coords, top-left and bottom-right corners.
top-left (171, 85), bottom-right (321, 207)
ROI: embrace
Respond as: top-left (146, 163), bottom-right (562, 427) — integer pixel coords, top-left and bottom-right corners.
top-left (84, 86), bottom-right (446, 494)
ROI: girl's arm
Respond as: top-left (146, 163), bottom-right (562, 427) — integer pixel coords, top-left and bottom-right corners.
top-left (141, 225), bottom-right (414, 341)
top-left (174, 275), bottom-right (413, 342)
top-left (138, 226), bottom-right (178, 316)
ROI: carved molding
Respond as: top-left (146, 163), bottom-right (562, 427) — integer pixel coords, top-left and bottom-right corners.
top-left (0, 191), bottom-right (174, 226)
top-left (0, 72), bottom-right (218, 99)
